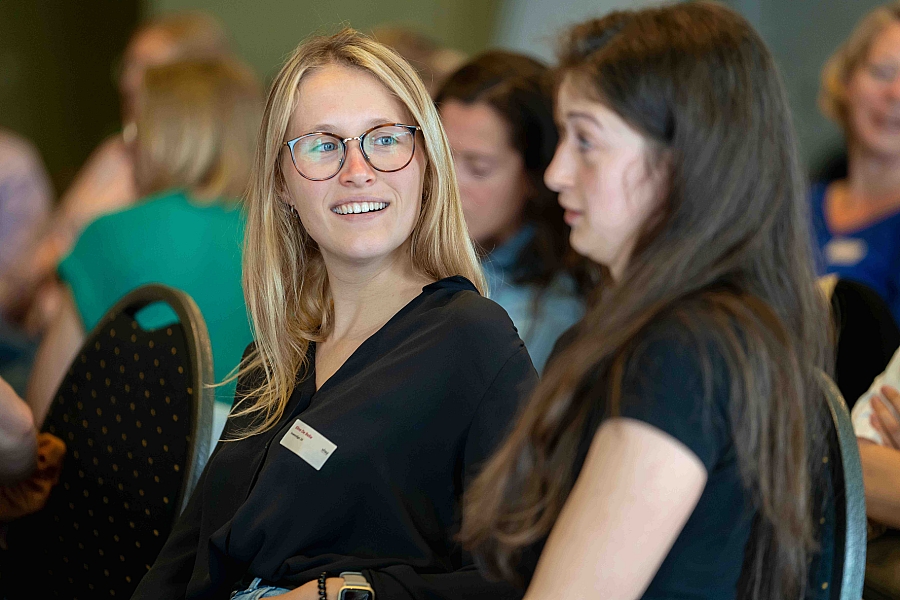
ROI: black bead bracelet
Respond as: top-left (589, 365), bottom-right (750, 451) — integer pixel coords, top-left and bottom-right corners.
top-left (318, 572), bottom-right (328, 600)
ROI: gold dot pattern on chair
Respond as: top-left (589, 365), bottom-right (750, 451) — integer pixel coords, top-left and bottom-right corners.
top-left (5, 309), bottom-right (196, 599)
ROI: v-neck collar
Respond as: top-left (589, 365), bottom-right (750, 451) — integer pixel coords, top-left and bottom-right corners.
top-left (306, 275), bottom-right (478, 396)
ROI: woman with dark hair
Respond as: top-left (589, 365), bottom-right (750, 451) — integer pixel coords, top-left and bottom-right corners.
top-left (436, 51), bottom-right (589, 372)
top-left (462, 4), bottom-right (831, 599)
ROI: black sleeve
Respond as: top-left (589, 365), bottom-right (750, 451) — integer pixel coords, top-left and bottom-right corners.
top-left (362, 346), bottom-right (538, 600)
top-left (617, 328), bottom-right (732, 471)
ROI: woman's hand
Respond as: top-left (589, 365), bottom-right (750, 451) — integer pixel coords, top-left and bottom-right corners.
top-left (280, 577), bottom-right (344, 600)
top-left (871, 386), bottom-right (900, 449)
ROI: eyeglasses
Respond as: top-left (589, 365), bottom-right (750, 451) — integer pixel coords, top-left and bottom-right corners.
top-left (283, 123), bottom-right (422, 181)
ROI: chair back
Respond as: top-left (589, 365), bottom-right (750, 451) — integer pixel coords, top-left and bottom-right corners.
top-left (818, 373), bottom-right (867, 600)
top-left (738, 373), bottom-right (866, 600)
top-left (4, 284), bottom-right (214, 600)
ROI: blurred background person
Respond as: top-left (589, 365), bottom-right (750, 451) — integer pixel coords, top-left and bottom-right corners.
top-left (26, 58), bottom-right (262, 446)
top-left (437, 51), bottom-right (589, 372)
top-left (0, 130), bottom-right (53, 394)
top-left (373, 26), bottom-right (466, 96)
top-left (813, 2), bottom-right (900, 324)
top-left (0, 131), bottom-right (53, 284)
top-left (0, 11), bottom-right (233, 337)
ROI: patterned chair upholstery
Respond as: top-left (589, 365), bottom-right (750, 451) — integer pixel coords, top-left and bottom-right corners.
top-left (4, 284), bottom-right (214, 600)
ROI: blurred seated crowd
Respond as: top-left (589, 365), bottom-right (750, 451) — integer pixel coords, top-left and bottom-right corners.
top-left (2, 2), bottom-right (900, 599)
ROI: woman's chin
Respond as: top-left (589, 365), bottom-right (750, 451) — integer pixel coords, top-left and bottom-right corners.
top-left (322, 239), bottom-right (410, 267)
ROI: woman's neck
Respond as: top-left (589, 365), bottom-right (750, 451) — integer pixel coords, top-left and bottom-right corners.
top-left (323, 249), bottom-right (432, 344)
top-left (845, 144), bottom-right (900, 202)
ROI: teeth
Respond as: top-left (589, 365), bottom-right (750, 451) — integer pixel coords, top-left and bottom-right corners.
top-left (332, 202), bottom-right (388, 215)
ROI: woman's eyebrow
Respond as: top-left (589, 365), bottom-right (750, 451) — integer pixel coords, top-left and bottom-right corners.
top-left (302, 118), bottom-right (399, 134)
top-left (567, 111), bottom-right (603, 129)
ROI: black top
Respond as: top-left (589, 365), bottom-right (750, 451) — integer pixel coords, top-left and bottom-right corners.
top-left (557, 320), bottom-right (755, 599)
top-left (131, 276), bottom-right (538, 600)
top-left (830, 279), bottom-right (900, 408)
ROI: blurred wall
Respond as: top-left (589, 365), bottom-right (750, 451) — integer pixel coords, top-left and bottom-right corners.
top-left (0, 0), bottom-right (140, 194)
top-left (725, 0), bottom-right (883, 174)
top-left (146, 0), bottom-right (501, 81)
top-left (493, 0), bottom-right (661, 63)
top-left (496, 0), bottom-right (883, 174)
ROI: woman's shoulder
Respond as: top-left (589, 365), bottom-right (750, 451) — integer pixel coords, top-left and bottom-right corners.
top-left (424, 276), bottom-right (519, 332)
top-left (65, 191), bottom-right (183, 263)
top-left (639, 293), bottom-right (759, 354)
top-left (611, 309), bottom-right (741, 470)
top-left (84, 189), bottom-right (188, 229)
top-left (416, 276), bottom-right (527, 361)
top-left (620, 297), bottom-right (758, 402)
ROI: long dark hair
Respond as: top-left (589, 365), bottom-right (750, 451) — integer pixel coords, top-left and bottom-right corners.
top-left (435, 51), bottom-right (592, 292)
top-left (461, 4), bottom-right (831, 599)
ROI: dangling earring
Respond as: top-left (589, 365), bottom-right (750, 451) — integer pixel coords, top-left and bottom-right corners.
top-left (284, 203), bottom-right (300, 221)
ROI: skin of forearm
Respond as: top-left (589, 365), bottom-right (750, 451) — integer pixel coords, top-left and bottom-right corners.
top-left (859, 440), bottom-right (900, 529)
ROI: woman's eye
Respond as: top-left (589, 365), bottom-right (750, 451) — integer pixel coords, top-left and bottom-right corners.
top-left (313, 141), bottom-right (338, 153)
top-left (467, 161), bottom-right (494, 179)
top-left (575, 133), bottom-right (592, 151)
top-left (869, 63), bottom-right (897, 81)
top-left (374, 135), bottom-right (398, 147)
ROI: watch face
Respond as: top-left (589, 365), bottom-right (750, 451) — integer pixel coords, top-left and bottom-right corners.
top-left (339, 590), bottom-right (372, 600)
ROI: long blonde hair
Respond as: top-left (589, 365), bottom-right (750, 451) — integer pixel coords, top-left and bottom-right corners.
top-left (234, 28), bottom-right (484, 435)
top-left (134, 58), bottom-right (263, 200)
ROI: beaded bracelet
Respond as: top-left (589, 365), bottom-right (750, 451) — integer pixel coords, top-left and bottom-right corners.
top-left (318, 572), bottom-right (328, 600)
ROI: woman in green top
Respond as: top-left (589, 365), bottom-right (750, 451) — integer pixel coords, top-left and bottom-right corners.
top-left (27, 58), bottom-right (263, 446)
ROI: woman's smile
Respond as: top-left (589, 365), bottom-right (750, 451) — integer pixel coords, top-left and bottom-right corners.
top-left (330, 199), bottom-right (390, 216)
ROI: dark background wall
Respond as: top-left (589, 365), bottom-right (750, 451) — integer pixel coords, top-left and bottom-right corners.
top-left (147, 0), bottom-right (501, 81)
top-left (0, 0), bottom-right (140, 195)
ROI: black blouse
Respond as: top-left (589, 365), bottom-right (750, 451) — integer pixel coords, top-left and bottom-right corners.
top-left (131, 276), bottom-right (538, 600)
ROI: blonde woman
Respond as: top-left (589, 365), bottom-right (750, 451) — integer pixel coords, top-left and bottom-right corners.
top-left (132, 29), bottom-right (536, 600)
top-left (27, 58), bottom-right (262, 444)
top-left (813, 2), bottom-right (900, 323)
top-left (0, 12), bottom-right (234, 332)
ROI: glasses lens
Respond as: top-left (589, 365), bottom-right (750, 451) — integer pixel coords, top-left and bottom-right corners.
top-left (362, 126), bottom-right (415, 172)
top-left (293, 134), bottom-right (344, 179)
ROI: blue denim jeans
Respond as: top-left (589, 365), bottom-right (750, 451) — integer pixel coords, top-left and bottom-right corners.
top-left (230, 578), bottom-right (292, 599)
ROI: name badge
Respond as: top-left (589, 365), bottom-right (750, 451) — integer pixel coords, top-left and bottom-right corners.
top-left (825, 237), bottom-right (867, 266)
top-left (279, 419), bottom-right (337, 470)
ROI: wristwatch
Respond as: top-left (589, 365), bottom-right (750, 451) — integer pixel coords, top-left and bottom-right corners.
top-left (338, 572), bottom-right (375, 600)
